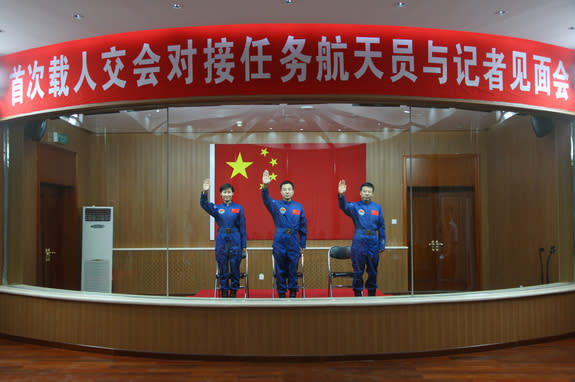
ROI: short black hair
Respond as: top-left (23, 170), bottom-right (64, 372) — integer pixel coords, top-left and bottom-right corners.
top-left (219, 183), bottom-right (234, 193)
top-left (280, 180), bottom-right (294, 190)
top-left (360, 182), bottom-right (374, 192)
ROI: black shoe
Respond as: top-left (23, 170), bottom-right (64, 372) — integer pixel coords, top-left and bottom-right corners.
top-left (289, 290), bottom-right (297, 298)
top-left (221, 290), bottom-right (228, 298)
top-left (278, 293), bottom-right (286, 298)
top-left (354, 290), bottom-right (363, 297)
top-left (229, 290), bottom-right (237, 298)
top-left (368, 290), bottom-right (376, 296)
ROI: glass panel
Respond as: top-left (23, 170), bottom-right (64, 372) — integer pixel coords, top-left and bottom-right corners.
top-left (167, 104), bottom-right (412, 298)
top-left (408, 108), bottom-right (573, 293)
top-left (4, 109), bottom-right (169, 295)
top-left (3, 103), bottom-right (573, 297)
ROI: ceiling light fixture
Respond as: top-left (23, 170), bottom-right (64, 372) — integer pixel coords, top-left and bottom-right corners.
top-left (394, 2), bottom-right (407, 8)
top-left (173, 3), bottom-right (183, 9)
top-left (502, 111), bottom-right (517, 121)
top-left (285, 0), bottom-right (294, 4)
top-left (494, 9), bottom-right (506, 15)
top-left (59, 114), bottom-right (84, 127)
top-left (73, 13), bottom-right (84, 20)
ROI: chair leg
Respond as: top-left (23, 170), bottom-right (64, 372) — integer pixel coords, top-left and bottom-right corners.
top-left (214, 268), bottom-right (219, 298)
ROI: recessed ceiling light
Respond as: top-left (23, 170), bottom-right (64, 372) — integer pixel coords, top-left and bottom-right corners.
top-left (236, 121), bottom-right (243, 127)
top-left (285, 0), bottom-right (294, 4)
top-left (494, 9), bottom-right (506, 15)
top-left (394, 2), bottom-right (407, 7)
top-left (73, 13), bottom-right (84, 20)
top-left (173, 3), bottom-right (183, 9)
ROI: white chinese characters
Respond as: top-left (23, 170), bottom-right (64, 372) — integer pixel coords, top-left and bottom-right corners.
top-left (7, 35), bottom-right (571, 108)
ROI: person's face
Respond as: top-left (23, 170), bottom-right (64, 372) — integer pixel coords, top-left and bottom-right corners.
top-left (360, 186), bottom-right (373, 202)
top-left (281, 184), bottom-right (294, 201)
top-left (221, 188), bottom-right (234, 203)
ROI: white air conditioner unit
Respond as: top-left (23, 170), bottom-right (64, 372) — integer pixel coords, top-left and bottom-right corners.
top-left (81, 206), bottom-right (113, 293)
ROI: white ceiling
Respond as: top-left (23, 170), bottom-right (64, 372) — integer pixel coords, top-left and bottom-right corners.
top-left (2, 0), bottom-right (572, 133)
top-left (1, 0), bottom-right (573, 55)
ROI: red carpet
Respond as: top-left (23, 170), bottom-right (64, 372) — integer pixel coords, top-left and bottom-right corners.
top-left (193, 289), bottom-right (387, 298)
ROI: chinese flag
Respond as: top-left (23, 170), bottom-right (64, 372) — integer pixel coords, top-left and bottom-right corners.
top-left (213, 143), bottom-right (366, 240)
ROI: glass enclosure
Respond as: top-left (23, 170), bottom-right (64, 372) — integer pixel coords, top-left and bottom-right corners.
top-left (2, 103), bottom-right (573, 296)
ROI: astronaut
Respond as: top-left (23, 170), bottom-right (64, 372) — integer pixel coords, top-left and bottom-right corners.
top-left (338, 179), bottom-right (386, 296)
top-left (261, 170), bottom-right (307, 298)
top-left (200, 179), bottom-right (246, 298)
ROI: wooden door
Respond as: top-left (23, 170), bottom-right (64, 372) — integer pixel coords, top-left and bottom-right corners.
top-left (410, 189), bottom-right (475, 291)
top-left (37, 144), bottom-right (79, 290)
top-left (404, 155), bottom-right (480, 292)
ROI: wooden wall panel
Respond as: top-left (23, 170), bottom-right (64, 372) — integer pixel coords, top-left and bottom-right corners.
top-left (0, 127), bottom-right (3, 284)
top-left (554, 120), bottom-right (574, 283)
top-left (112, 247), bottom-right (408, 295)
top-left (5, 124), bottom-right (37, 285)
top-left (1, 290), bottom-right (574, 356)
top-left (485, 117), bottom-right (560, 289)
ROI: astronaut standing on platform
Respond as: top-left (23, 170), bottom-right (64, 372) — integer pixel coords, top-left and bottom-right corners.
top-left (261, 170), bottom-right (307, 298)
top-left (200, 179), bottom-right (246, 298)
top-left (338, 180), bottom-right (386, 297)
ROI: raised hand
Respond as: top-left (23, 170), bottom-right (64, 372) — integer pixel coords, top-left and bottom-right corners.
top-left (262, 170), bottom-right (271, 185)
top-left (202, 178), bottom-right (210, 192)
top-left (338, 179), bottom-right (347, 194)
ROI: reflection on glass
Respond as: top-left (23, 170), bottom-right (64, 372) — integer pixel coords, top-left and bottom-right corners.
top-left (2, 104), bottom-right (572, 297)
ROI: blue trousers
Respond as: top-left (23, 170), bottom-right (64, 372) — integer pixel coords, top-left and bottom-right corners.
top-left (273, 234), bottom-right (301, 294)
top-left (215, 234), bottom-right (242, 293)
top-left (351, 236), bottom-right (380, 292)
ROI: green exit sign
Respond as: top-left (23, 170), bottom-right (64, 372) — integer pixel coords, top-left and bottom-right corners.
top-left (53, 132), bottom-right (68, 145)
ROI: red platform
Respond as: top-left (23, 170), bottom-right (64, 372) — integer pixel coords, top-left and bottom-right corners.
top-left (192, 289), bottom-right (387, 298)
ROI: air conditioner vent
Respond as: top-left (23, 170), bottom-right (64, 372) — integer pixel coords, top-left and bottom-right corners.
top-left (84, 208), bottom-right (112, 222)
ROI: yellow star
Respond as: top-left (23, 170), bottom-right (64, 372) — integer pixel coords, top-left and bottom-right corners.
top-left (269, 158), bottom-right (278, 166)
top-left (260, 148), bottom-right (269, 157)
top-left (270, 173), bottom-right (278, 181)
top-left (226, 153), bottom-right (253, 179)
top-left (259, 183), bottom-right (264, 190)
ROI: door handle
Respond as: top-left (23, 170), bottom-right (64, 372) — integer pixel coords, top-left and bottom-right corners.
top-left (427, 240), bottom-right (444, 252)
top-left (44, 248), bottom-right (56, 262)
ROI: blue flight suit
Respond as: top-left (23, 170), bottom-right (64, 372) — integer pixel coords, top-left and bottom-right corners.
top-left (338, 194), bottom-right (386, 294)
top-left (262, 187), bottom-right (307, 295)
top-left (200, 192), bottom-right (247, 295)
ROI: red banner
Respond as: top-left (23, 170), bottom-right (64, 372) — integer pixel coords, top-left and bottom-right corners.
top-left (213, 143), bottom-right (366, 240)
top-left (1, 24), bottom-right (573, 119)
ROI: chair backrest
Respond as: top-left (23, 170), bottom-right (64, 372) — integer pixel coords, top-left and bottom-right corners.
top-left (329, 246), bottom-right (351, 259)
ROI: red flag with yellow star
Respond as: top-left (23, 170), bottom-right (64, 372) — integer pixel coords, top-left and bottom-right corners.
top-left (213, 143), bottom-right (366, 240)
